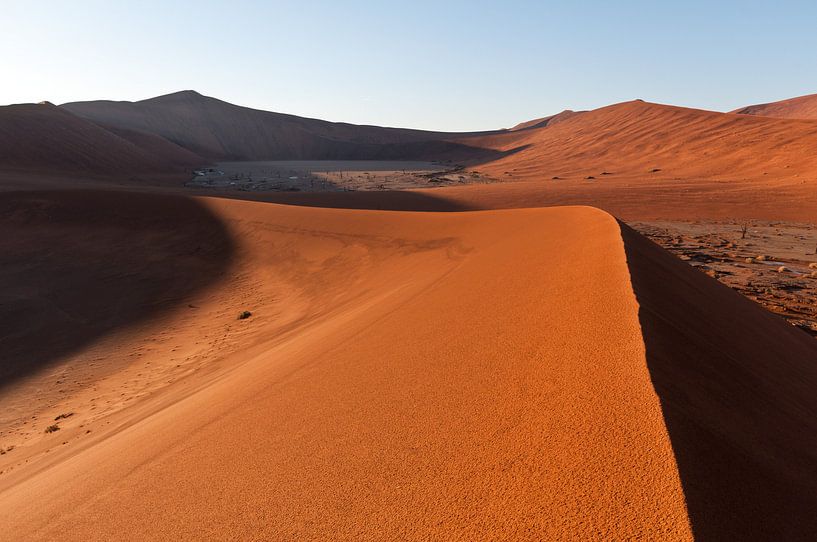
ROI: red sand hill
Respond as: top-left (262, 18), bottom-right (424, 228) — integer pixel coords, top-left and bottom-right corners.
top-left (455, 99), bottom-right (817, 182)
top-left (61, 90), bottom-right (505, 162)
top-left (732, 93), bottom-right (817, 119)
top-left (509, 109), bottom-right (584, 130)
top-left (0, 103), bottom-right (202, 175)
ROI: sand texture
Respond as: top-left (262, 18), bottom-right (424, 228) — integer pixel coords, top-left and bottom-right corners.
top-left (2, 190), bottom-right (816, 540)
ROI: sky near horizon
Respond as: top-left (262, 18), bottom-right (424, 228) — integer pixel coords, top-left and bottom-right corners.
top-left (3, 0), bottom-right (817, 131)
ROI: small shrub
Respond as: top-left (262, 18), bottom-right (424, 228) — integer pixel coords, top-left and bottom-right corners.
top-left (808, 263), bottom-right (817, 269)
top-left (744, 257), bottom-right (754, 264)
top-left (756, 255), bottom-right (767, 261)
top-left (238, 310), bottom-right (252, 320)
top-left (777, 266), bottom-right (788, 273)
top-left (54, 412), bottom-right (73, 421)
top-left (44, 424), bottom-right (60, 434)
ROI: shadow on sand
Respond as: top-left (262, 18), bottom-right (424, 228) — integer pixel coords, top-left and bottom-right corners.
top-left (0, 185), bottom-right (480, 395)
top-left (620, 222), bottom-right (817, 541)
top-left (233, 188), bottom-right (480, 212)
top-left (0, 189), bottom-right (236, 392)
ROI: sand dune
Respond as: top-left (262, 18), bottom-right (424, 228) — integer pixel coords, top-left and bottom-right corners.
top-left (2, 191), bottom-right (816, 539)
top-left (508, 109), bottom-right (584, 131)
top-left (733, 93), bottom-right (817, 119)
top-left (0, 103), bottom-right (201, 175)
top-left (456, 99), bottom-right (817, 182)
top-left (61, 91), bottom-right (505, 162)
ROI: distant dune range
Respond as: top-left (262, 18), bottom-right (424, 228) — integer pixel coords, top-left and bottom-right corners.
top-left (53, 91), bottom-right (817, 184)
top-left (4, 90), bottom-right (817, 187)
top-left (0, 91), bottom-right (513, 177)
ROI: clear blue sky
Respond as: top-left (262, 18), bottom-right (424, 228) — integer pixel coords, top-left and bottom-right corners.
top-left (4, 0), bottom-right (817, 131)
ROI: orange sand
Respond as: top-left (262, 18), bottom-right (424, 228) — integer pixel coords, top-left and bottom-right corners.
top-left (463, 99), bottom-right (817, 182)
top-left (3, 190), bottom-right (817, 539)
top-left (0, 194), bottom-right (691, 539)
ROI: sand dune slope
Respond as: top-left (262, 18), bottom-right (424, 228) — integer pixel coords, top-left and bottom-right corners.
top-left (732, 93), bottom-right (817, 119)
top-left (458, 99), bottom-right (817, 182)
top-left (0, 103), bottom-right (201, 175)
top-left (2, 195), bottom-right (817, 540)
top-left (61, 91), bottom-right (504, 162)
top-left (0, 198), bottom-right (691, 540)
top-left (509, 109), bottom-right (584, 131)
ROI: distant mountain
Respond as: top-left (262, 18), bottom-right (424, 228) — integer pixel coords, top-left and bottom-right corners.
top-left (731, 93), bottom-right (817, 120)
top-left (0, 102), bottom-right (202, 175)
top-left (61, 90), bottom-right (505, 162)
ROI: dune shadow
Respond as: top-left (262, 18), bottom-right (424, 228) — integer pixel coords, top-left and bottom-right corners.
top-left (228, 188), bottom-right (480, 212)
top-left (368, 140), bottom-right (531, 166)
top-left (619, 222), bottom-right (817, 540)
top-left (0, 189), bottom-right (235, 392)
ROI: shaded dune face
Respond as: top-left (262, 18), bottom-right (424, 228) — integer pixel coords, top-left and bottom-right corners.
top-left (226, 187), bottom-right (477, 212)
top-left (0, 190), bottom-right (235, 391)
top-left (621, 223), bottom-right (817, 541)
